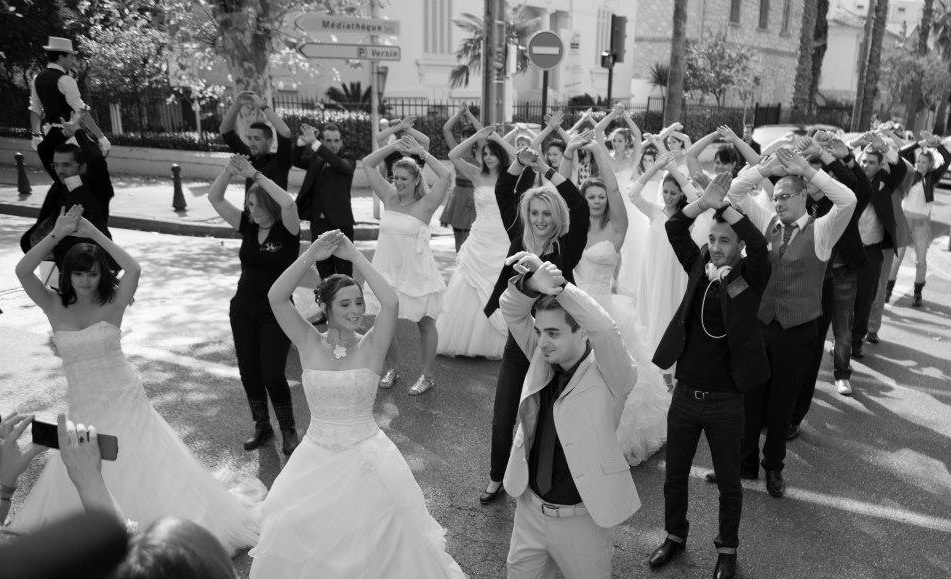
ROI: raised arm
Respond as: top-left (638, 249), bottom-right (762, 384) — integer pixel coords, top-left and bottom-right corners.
top-left (15, 208), bottom-right (79, 311)
top-left (628, 151), bottom-right (672, 216)
top-left (73, 217), bottom-right (141, 308)
top-left (401, 136), bottom-right (452, 213)
top-left (585, 141), bottom-right (628, 236)
top-left (442, 108), bottom-right (463, 150)
top-left (362, 142), bottom-right (401, 204)
top-left (383, 117), bottom-right (431, 151)
top-left (219, 93), bottom-right (244, 137)
top-left (558, 129), bottom-right (593, 179)
top-left (594, 104), bottom-right (621, 144)
top-left (686, 130), bottom-right (721, 160)
top-left (247, 93), bottom-right (291, 139)
top-left (568, 109), bottom-right (596, 134)
top-left (488, 131), bottom-right (518, 159)
top-left (299, 124), bottom-right (355, 176)
top-left (207, 164), bottom-right (243, 230)
top-left (336, 236), bottom-right (398, 360)
top-left (231, 155), bottom-right (300, 234)
top-left (449, 125), bottom-right (494, 180)
top-left (531, 111), bottom-right (564, 150)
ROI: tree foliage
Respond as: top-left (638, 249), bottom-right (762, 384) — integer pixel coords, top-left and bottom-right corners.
top-left (682, 35), bottom-right (752, 106)
top-left (448, 4), bottom-right (541, 89)
top-left (880, 45), bottom-right (951, 112)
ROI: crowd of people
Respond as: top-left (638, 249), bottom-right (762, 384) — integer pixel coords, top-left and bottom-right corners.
top-left (3, 35), bottom-right (949, 579)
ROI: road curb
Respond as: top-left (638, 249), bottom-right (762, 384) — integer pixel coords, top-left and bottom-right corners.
top-left (0, 202), bottom-right (380, 240)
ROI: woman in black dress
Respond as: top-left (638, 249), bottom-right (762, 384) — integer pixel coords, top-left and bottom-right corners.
top-left (479, 137), bottom-right (590, 503)
top-left (208, 155), bottom-right (301, 455)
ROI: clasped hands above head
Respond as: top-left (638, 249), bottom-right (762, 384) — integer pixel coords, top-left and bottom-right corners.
top-left (504, 252), bottom-right (564, 295)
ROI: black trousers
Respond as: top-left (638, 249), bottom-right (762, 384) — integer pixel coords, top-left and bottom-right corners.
top-left (37, 127), bottom-right (68, 182)
top-left (742, 319), bottom-right (817, 473)
top-left (229, 298), bottom-right (295, 429)
top-left (310, 218), bottom-right (354, 278)
top-left (852, 244), bottom-right (884, 346)
top-left (489, 332), bottom-right (531, 482)
top-left (664, 384), bottom-right (744, 550)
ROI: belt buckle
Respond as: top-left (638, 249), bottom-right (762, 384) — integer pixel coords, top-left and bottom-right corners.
top-left (693, 389), bottom-right (707, 401)
top-left (541, 503), bottom-right (561, 518)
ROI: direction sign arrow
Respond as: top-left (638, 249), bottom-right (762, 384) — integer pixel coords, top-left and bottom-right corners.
top-left (296, 13), bottom-right (400, 36)
top-left (298, 43), bottom-right (401, 61)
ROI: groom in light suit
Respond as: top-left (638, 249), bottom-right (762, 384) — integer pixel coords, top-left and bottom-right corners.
top-left (499, 252), bottom-right (640, 579)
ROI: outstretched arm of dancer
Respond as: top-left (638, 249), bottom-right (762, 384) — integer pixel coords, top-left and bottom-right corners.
top-left (400, 136), bottom-right (452, 213)
top-left (230, 155), bottom-right (300, 235)
top-left (362, 142), bottom-right (401, 204)
top-left (207, 162), bottom-right (243, 230)
top-left (593, 104), bottom-right (621, 144)
top-left (442, 107), bottom-right (463, 150)
top-left (628, 151), bottom-right (673, 217)
top-left (267, 230), bottom-right (345, 348)
top-left (666, 172), bottom-right (732, 273)
top-left (559, 129), bottom-right (594, 179)
top-left (530, 111), bottom-right (564, 150)
top-left (449, 125), bottom-right (494, 182)
top-left (335, 236), bottom-right (399, 359)
top-left (15, 207), bottom-right (80, 310)
top-left (585, 141), bottom-right (628, 236)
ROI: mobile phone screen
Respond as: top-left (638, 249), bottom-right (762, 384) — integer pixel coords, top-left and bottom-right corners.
top-left (30, 420), bottom-right (119, 461)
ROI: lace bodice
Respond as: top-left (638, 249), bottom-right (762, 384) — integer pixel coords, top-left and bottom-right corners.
top-left (302, 368), bottom-right (381, 452)
top-left (574, 240), bottom-right (620, 297)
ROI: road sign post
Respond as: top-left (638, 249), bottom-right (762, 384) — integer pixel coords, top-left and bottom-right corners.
top-left (527, 31), bottom-right (565, 120)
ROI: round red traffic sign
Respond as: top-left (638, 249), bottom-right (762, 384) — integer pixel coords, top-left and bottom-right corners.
top-left (527, 31), bottom-right (564, 70)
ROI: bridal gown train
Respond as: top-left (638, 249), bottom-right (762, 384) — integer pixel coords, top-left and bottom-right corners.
top-left (249, 368), bottom-right (467, 579)
top-left (573, 241), bottom-right (670, 466)
top-left (436, 185), bottom-right (508, 359)
top-left (9, 321), bottom-right (262, 551)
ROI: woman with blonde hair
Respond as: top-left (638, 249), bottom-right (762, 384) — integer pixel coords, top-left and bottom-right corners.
top-left (361, 136), bottom-right (452, 394)
top-left (478, 141), bottom-right (589, 504)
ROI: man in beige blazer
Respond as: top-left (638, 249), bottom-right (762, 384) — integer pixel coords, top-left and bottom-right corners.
top-left (499, 253), bottom-right (641, 579)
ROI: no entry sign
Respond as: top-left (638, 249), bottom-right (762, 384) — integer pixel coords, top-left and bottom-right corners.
top-left (527, 31), bottom-right (565, 70)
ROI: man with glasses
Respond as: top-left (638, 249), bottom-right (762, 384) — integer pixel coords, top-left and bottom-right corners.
top-left (721, 148), bottom-right (856, 497)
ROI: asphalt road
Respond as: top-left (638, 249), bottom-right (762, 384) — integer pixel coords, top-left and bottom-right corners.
top-left (1, 211), bottom-right (950, 579)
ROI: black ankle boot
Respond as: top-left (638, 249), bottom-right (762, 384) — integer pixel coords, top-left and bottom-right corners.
top-left (243, 422), bottom-right (274, 450)
top-left (885, 279), bottom-right (895, 303)
top-left (281, 428), bottom-right (299, 455)
top-left (913, 282), bottom-right (924, 307)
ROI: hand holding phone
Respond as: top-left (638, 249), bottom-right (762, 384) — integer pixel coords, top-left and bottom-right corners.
top-left (31, 417), bottom-right (118, 461)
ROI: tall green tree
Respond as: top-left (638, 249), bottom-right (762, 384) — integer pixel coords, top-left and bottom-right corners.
top-left (792, 0), bottom-right (819, 112)
top-left (859, 0), bottom-right (889, 129)
top-left (665, 0), bottom-right (688, 125)
top-left (931, 0), bottom-right (951, 131)
top-left (447, 5), bottom-right (541, 88)
top-left (682, 35), bottom-right (752, 107)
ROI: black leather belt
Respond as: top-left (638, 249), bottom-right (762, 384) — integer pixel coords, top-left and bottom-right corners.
top-left (675, 383), bottom-right (740, 401)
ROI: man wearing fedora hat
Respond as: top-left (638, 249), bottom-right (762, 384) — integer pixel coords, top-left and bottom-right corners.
top-left (29, 36), bottom-right (109, 182)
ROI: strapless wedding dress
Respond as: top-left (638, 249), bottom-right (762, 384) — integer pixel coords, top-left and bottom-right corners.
top-left (574, 241), bottom-right (671, 466)
top-left (9, 321), bottom-right (262, 552)
top-left (436, 185), bottom-right (508, 359)
top-left (249, 368), bottom-right (467, 578)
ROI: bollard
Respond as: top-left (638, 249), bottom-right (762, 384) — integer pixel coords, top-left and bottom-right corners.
top-left (15, 152), bottom-right (31, 196)
top-left (171, 164), bottom-right (187, 212)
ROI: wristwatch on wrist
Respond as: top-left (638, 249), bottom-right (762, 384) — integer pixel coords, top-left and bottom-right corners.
top-left (544, 167), bottom-right (556, 181)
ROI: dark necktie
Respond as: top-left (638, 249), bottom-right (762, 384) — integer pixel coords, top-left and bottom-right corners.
top-left (535, 369), bottom-right (569, 496)
top-left (779, 223), bottom-right (798, 257)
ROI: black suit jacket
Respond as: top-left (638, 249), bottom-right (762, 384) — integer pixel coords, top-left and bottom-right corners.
top-left (652, 210), bottom-right (771, 392)
top-left (294, 144), bottom-right (356, 227)
top-left (868, 159), bottom-right (908, 253)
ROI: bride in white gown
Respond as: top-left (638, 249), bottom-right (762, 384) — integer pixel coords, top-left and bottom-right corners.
top-left (571, 142), bottom-right (670, 466)
top-left (252, 229), bottom-right (466, 578)
top-left (436, 127), bottom-right (514, 359)
top-left (11, 207), bottom-right (261, 552)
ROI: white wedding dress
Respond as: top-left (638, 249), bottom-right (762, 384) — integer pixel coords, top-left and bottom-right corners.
top-left (436, 185), bottom-right (508, 359)
top-left (10, 322), bottom-right (262, 552)
top-left (573, 241), bottom-right (671, 466)
top-left (249, 368), bottom-right (467, 579)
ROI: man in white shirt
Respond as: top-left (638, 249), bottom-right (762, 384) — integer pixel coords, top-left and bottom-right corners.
top-left (725, 149), bottom-right (856, 497)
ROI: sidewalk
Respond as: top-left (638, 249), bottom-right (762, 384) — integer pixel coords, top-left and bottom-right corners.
top-left (0, 164), bottom-right (451, 240)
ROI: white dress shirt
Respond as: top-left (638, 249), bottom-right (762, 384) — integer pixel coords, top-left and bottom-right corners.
top-left (728, 165), bottom-right (857, 262)
top-left (29, 63), bottom-right (89, 121)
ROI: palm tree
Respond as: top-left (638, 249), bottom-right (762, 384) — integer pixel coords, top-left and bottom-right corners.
top-left (792, 0), bottom-right (819, 114)
top-left (665, 0), bottom-right (688, 125)
top-left (324, 82), bottom-right (371, 112)
top-left (860, 0), bottom-right (889, 129)
top-left (809, 0), bottom-right (831, 113)
top-left (931, 0), bottom-right (951, 131)
top-left (649, 62), bottom-right (670, 98)
top-left (448, 5), bottom-right (541, 89)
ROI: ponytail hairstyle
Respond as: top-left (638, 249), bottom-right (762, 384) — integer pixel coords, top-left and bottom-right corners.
top-left (517, 186), bottom-right (570, 256)
top-left (393, 157), bottom-right (428, 201)
top-left (580, 178), bottom-right (610, 229)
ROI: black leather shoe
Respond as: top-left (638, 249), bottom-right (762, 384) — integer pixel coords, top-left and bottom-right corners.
top-left (713, 553), bottom-right (737, 579)
top-left (479, 481), bottom-right (504, 504)
top-left (705, 470), bottom-right (757, 483)
top-left (852, 342), bottom-right (864, 359)
top-left (866, 332), bottom-right (880, 344)
top-left (765, 470), bottom-right (785, 498)
top-left (786, 423), bottom-right (801, 440)
top-left (648, 538), bottom-right (685, 569)
top-left (243, 423), bottom-right (274, 451)
top-left (281, 428), bottom-right (299, 455)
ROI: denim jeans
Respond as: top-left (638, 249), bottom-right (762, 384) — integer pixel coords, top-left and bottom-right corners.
top-left (869, 249), bottom-right (894, 334)
top-left (828, 266), bottom-right (857, 380)
top-left (664, 384), bottom-right (744, 550)
top-left (853, 244), bottom-right (884, 346)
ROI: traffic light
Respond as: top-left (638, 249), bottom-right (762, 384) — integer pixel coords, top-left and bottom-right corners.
top-left (610, 15), bottom-right (627, 63)
top-left (600, 51), bottom-right (614, 69)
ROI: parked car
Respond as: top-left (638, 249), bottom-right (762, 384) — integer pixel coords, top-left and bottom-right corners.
top-left (753, 123), bottom-right (845, 155)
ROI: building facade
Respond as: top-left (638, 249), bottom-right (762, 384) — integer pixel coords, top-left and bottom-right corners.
top-left (628, 0), bottom-right (804, 106)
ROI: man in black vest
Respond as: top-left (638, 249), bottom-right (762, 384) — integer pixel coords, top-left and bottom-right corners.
top-left (294, 122), bottom-right (356, 277)
top-left (219, 91), bottom-right (293, 192)
top-left (29, 37), bottom-right (107, 183)
top-left (727, 149), bottom-right (856, 498)
top-left (648, 173), bottom-right (770, 579)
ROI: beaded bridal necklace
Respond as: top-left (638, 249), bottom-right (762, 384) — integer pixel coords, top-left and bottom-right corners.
top-left (323, 329), bottom-right (357, 365)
